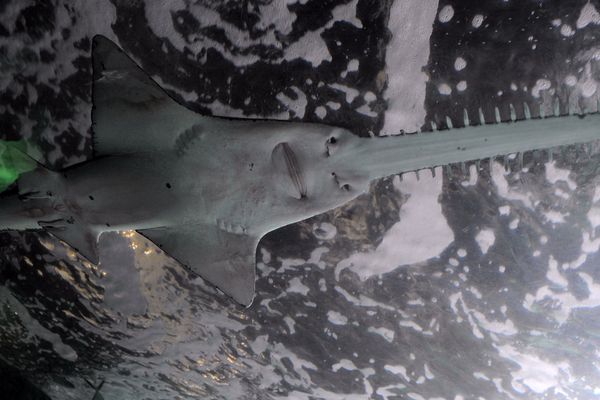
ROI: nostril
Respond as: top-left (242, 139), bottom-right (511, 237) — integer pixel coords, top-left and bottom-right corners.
top-left (341, 183), bottom-right (351, 191)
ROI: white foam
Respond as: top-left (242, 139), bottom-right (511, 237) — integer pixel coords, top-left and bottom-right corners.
top-left (336, 169), bottom-right (453, 280)
top-left (545, 161), bottom-right (576, 190)
top-left (315, 106), bottom-right (327, 119)
top-left (454, 57), bottom-right (467, 71)
top-left (438, 5), bottom-right (454, 23)
top-left (577, 2), bottom-right (600, 29)
top-left (287, 277), bottom-right (310, 295)
top-left (475, 228), bottom-right (495, 255)
top-left (491, 162), bottom-right (533, 208)
top-left (368, 326), bottom-right (395, 342)
top-left (275, 86), bottom-right (308, 118)
top-left (531, 79), bottom-right (551, 98)
top-left (496, 344), bottom-right (570, 394)
top-left (438, 83), bottom-right (452, 95)
top-left (472, 14), bottom-right (485, 28)
top-left (327, 310), bottom-right (348, 325)
top-left (382, 0), bottom-right (438, 135)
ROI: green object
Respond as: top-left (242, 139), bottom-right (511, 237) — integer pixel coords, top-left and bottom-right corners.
top-left (0, 140), bottom-right (37, 192)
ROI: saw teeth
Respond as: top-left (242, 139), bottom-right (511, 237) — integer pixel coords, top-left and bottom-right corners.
top-left (495, 107), bottom-right (501, 124)
top-left (446, 116), bottom-right (454, 129)
top-left (460, 161), bottom-right (467, 174)
top-left (509, 104), bottom-right (516, 121)
top-left (554, 98), bottom-right (561, 117)
top-left (548, 148), bottom-right (553, 163)
top-left (478, 108), bottom-right (486, 125)
top-left (463, 109), bottom-right (470, 127)
top-left (431, 121), bottom-right (438, 131)
top-left (523, 102), bottom-right (532, 119)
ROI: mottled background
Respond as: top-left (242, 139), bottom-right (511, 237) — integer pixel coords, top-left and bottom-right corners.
top-left (3, 0), bottom-right (600, 399)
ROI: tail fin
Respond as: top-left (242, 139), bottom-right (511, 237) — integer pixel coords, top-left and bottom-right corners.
top-left (0, 140), bottom-right (38, 193)
top-left (14, 162), bottom-right (101, 263)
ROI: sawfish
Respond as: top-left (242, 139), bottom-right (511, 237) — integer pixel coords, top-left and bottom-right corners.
top-left (1, 35), bottom-right (600, 305)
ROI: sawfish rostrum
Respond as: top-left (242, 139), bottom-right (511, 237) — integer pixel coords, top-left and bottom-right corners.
top-left (2, 36), bottom-right (600, 305)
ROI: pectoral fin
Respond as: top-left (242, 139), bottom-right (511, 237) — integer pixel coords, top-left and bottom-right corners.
top-left (138, 225), bottom-right (258, 306)
top-left (45, 223), bottom-right (101, 264)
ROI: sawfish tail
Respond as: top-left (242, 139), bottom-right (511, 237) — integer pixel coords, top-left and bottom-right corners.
top-left (0, 140), bottom-right (38, 193)
top-left (0, 144), bottom-right (58, 232)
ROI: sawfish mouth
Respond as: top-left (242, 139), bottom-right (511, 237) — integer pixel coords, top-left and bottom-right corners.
top-left (271, 142), bottom-right (307, 200)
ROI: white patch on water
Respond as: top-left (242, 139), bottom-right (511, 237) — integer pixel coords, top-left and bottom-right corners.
top-left (560, 24), bottom-right (575, 37)
top-left (475, 228), bottom-right (495, 255)
top-left (531, 79), bottom-right (552, 98)
top-left (384, 364), bottom-right (410, 381)
top-left (461, 164), bottom-right (478, 186)
top-left (327, 310), bottom-right (348, 325)
top-left (287, 277), bottom-right (310, 295)
top-left (347, 59), bottom-right (359, 72)
top-left (275, 86), bottom-right (308, 118)
top-left (336, 169), bottom-right (453, 280)
top-left (472, 14), bottom-right (485, 28)
top-left (356, 103), bottom-right (378, 117)
top-left (454, 56), bottom-right (467, 71)
top-left (326, 101), bottom-right (341, 110)
top-left (545, 161), bottom-right (577, 190)
top-left (456, 80), bottom-right (467, 91)
top-left (438, 83), bottom-right (452, 95)
top-left (524, 269), bottom-right (600, 325)
top-left (313, 222), bottom-right (337, 240)
top-left (334, 286), bottom-right (399, 312)
top-left (382, 0), bottom-right (438, 135)
top-left (329, 83), bottom-right (360, 103)
top-left (577, 2), bottom-right (600, 29)
top-left (284, 316), bottom-right (296, 334)
top-left (491, 162), bottom-right (533, 208)
top-left (565, 75), bottom-right (577, 86)
top-left (546, 257), bottom-right (568, 287)
top-left (315, 106), bottom-right (327, 119)
top-left (544, 210), bottom-right (566, 224)
top-left (438, 5), bottom-right (454, 23)
top-left (495, 344), bottom-right (571, 394)
top-left (368, 326), bottom-right (395, 342)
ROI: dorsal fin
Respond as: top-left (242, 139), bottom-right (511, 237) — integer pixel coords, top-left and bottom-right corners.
top-left (91, 35), bottom-right (199, 156)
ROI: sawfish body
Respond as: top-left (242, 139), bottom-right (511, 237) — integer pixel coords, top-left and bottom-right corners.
top-left (2, 36), bottom-right (600, 305)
